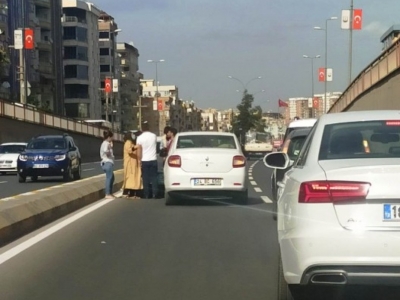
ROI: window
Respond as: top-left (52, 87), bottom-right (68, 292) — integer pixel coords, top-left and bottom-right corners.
top-left (294, 122), bottom-right (318, 168)
top-left (287, 136), bottom-right (307, 161)
top-left (99, 31), bottom-right (109, 39)
top-left (0, 145), bottom-right (26, 154)
top-left (177, 135), bottom-right (237, 149)
top-left (28, 138), bottom-right (67, 150)
top-left (100, 65), bottom-right (110, 72)
top-left (100, 48), bottom-right (109, 56)
top-left (319, 120), bottom-right (400, 160)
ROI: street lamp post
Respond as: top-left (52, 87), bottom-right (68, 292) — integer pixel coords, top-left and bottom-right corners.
top-left (303, 55), bottom-right (321, 117)
top-left (147, 59), bottom-right (165, 131)
top-left (228, 75), bottom-right (262, 93)
top-left (314, 16), bottom-right (337, 114)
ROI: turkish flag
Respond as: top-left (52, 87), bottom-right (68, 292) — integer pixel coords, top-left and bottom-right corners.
top-left (105, 78), bottom-right (112, 93)
top-left (278, 99), bottom-right (288, 107)
top-left (312, 97), bottom-right (319, 109)
top-left (157, 99), bottom-right (163, 111)
top-left (24, 28), bottom-right (34, 50)
top-left (353, 9), bottom-right (362, 30)
top-left (318, 68), bottom-right (325, 82)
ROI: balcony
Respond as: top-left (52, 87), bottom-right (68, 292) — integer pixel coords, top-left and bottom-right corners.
top-left (37, 15), bottom-right (51, 29)
top-left (36, 40), bottom-right (52, 51)
top-left (63, 16), bottom-right (88, 28)
top-left (38, 62), bottom-right (53, 75)
top-left (34, 0), bottom-right (50, 8)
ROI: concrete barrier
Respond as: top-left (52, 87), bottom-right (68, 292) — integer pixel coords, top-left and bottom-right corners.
top-left (0, 169), bottom-right (124, 247)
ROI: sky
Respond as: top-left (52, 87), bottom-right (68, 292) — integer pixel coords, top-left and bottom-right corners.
top-left (92, 0), bottom-right (400, 112)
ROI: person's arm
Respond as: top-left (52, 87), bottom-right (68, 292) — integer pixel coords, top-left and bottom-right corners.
top-left (125, 141), bottom-right (133, 154)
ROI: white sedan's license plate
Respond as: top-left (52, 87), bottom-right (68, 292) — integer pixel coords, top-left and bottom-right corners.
top-left (33, 164), bottom-right (49, 169)
top-left (383, 204), bottom-right (400, 220)
top-left (0, 165), bottom-right (12, 168)
top-left (194, 178), bottom-right (221, 186)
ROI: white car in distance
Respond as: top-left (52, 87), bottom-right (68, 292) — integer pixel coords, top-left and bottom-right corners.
top-left (0, 142), bottom-right (27, 174)
top-left (164, 132), bottom-right (247, 205)
top-left (264, 110), bottom-right (400, 299)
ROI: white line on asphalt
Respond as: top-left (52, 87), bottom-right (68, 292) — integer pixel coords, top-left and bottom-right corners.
top-left (250, 181), bottom-right (257, 186)
top-left (249, 176), bottom-right (253, 180)
top-left (20, 192), bottom-right (35, 196)
top-left (0, 191), bottom-right (123, 265)
top-left (261, 196), bottom-right (273, 203)
top-left (83, 168), bottom-right (95, 171)
top-left (0, 181), bottom-right (7, 184)
top-left (254, 187), bottom-right (262, 193)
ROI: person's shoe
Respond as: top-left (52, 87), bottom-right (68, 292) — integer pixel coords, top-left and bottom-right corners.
top-left (105, 195), bottom-right (115, 200)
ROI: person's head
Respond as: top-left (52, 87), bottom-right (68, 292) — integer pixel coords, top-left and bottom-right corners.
top-left (142, 121), bottom-right (150, 132)
top-left (103, 130), bottom-right (113, 142)
top-left (167, 127), bottom-right (178, 138)
top-left (164, 126), bottom-right (171, 135)
top-left (124, 132), bottom-right (133, 142)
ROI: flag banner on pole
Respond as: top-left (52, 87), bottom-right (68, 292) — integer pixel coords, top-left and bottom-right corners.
top-left (278, 99), bottom-right (288, 107)
top-left (318, 68), bottom-right (325, 82)
top-left (341, 10), bottom-right (350, 30)
top-left (353, 9), bottom-right (363, 30)
top-left (312, 97), bottom-right (319, 109)
top-left (105, 78), bottom-right (112, 93)
top-left (326, 68), bottom-right (333, 82)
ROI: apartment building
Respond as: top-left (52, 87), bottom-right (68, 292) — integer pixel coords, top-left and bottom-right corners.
top-left (98, 11), bottom-right (120, 130)
top-left (116, 42), bottom-right (140, 131)
top-left (0, 0), bottom-right (8, 99)
top-left (217, 109), bottom-right (234, 132)
top-left (201, 108), bottom-right (218, 131)
top-left (182, 100), bottom-right (202, 131)
top-left (62, 0), bottom-right (101, 119)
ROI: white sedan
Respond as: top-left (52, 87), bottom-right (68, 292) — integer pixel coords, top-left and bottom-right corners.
top-left (264, 110), bottom-right (400, 299)
top-left (164, 131), bottom-right (248, 205)
top-left (0, 142), bottom-right (27, 174)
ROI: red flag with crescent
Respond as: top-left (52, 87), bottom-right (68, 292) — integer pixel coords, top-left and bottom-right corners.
top-left (105, 78), bottom-right (112, 93)
top-left (353, 9), bottom-right (362, 30)
top-left (318, 68), bottom-right (325, 82)
top-left (24, 28), bottom-right (34, 49)
top-left (312, 97), bottom-right (319, 109)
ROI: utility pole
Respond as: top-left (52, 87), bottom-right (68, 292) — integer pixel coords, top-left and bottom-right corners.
top-left (133, 96), bottom-right (147, 130)
top-left (349, 0), bottom-right (354, 84)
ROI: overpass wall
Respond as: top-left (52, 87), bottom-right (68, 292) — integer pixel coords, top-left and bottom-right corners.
top-left (0, 116), bottom-right (123, 163)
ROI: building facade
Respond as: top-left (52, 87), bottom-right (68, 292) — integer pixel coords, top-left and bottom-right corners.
top-left (116, 42), bottom-right (140, 131)
top-left (201, 108), bottom-right (218, 131)
top-left (62, 0), bottom-right (101, 119)
top-left (98, 11), bottom-right (120, 131)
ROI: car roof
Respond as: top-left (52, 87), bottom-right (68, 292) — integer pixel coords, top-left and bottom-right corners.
top-left (0, 142), bottom-right (28, 146)
top-left (287, 118), bottom-right (317, 128)
top-left (320, 110), bottom-right (400, 125)
top-left (34, 135), bottom-right (67, 139)
top-left (287, 128), bottom-right (311, 139)
top-left (176, 131), bottom-right (236, 137)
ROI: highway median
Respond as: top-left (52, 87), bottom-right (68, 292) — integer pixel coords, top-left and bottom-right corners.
top-left (0, 170), bottom-right (124, 247)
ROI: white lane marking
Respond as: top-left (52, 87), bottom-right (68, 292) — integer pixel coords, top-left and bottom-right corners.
top-left (83, 168), bottom-right (95, 172)
top-left (0, 191), bottom-right (123, 265)
top-left (261, 196), bottom-right (273, 203)
top-left (0, 181), bottom-right (7, 184)
top-left (250, 181), bottom-right (257, 186)
top-left (20, 192), bottom-right (35, 196)
top-left (254, 187), bottom-right (262, 193)
top-left (249, 176), bottom-right (253, 180)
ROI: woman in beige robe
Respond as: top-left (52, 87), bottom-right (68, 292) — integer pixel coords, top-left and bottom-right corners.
top-left (122, 132), bottom-right (143, 198)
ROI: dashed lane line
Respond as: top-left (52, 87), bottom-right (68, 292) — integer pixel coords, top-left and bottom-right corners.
top-left (249, 176), bottom-right (253, 180)
top-left (254, 187), bottom-right (262, 193)
top-left (261, 196), bottom-right (273, 203)
top-left (250, 181), bottom-right (257, 186)
top-left (0, 181), bottom-right (7, 184)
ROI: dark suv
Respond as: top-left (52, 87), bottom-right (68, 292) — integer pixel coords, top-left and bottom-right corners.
top-left (17, 134), bottom-right (82, 183)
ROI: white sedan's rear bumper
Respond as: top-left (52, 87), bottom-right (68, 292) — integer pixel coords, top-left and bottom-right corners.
top-left (164, 167), bottom-right (247, 197)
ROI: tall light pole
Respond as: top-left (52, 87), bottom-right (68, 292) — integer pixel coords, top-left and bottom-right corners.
top-left (228, 75), bottom-right (262, 93)
top-left (303, 55), bottom-right (321, 117)
top-left (314, 16), bottom-right (338, 114)
top-left (147, 59), bottom-right (165, 131)
top-left (349, 0), bottom-right (354, 84)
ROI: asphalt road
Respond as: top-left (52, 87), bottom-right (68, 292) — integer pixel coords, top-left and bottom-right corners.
top-left (0, 159), bottom-right (280, 300)
top-left (0, 160), bottom-right (124, 199)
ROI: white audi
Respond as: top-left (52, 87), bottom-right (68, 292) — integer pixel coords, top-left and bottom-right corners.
top-left (164, 131), bottom-right (247, 205)
top-left (0, 142), bottom-right (27, 175)
top-left (264, 110), bottom-right (400, 299)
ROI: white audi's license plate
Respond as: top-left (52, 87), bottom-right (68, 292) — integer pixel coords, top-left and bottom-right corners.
top-left (33, 164), bottom-right (49, 169)
top-left (383, 204), bottom-right (400, 221)
top-left (194, 178), bottom-right (221, 186)
top-left (0, 165), bottom-right (11, 168)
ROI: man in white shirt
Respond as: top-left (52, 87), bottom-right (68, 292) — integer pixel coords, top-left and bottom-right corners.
top-left (136, 121), bottom-right (159, 198)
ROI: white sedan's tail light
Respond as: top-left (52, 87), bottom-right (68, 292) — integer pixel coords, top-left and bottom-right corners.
top-left (299, 181), bottom-right (370, 203)
top-left (168, 155), bottom-right (181, 168)
top-left (232, 155), bottom-right (246, 168)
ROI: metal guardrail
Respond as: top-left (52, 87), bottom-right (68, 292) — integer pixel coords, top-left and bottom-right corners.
top-left (0, 99), bottom-right (122, 141)
top-left (329, 39), bottom-right (400, 113)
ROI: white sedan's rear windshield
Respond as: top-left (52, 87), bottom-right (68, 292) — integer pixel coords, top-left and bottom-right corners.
top-left (319, 120), bottom-right (400, 160)
top-left (177, 135), bottom-right (237, 149)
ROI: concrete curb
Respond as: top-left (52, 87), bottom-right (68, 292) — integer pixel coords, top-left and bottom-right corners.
top-left (0, 169), bottom-right (124, 247)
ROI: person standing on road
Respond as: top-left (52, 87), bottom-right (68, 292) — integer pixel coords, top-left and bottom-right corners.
top-left (136, 121), bottom-right (159, 199)
top-left (122, 132), bottom-right (143, 199)
top-left (162, 126), bottom-right (171, 148)
top-left (100, 130), bottom-right (115, 199)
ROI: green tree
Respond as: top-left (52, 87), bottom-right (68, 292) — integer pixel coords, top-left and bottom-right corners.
top-left (232, 90), bottom-right (264, 142)
top-left (27, 95), bottom-right (52, 113)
